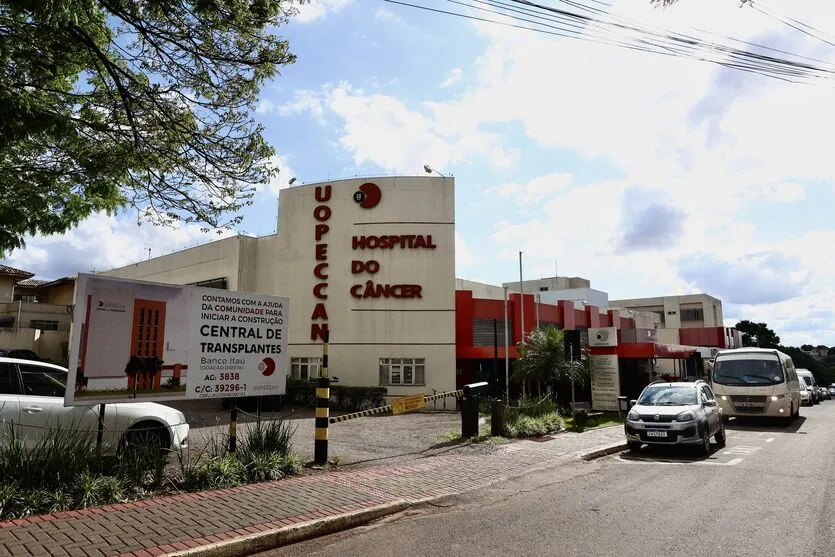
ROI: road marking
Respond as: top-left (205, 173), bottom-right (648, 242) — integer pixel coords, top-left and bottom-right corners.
top-left (764, 437), bottom-right (775, 443)
top-left (721, 445), bottom-right (762, 456)
top-left (618, 455), bottom-right (744, 466)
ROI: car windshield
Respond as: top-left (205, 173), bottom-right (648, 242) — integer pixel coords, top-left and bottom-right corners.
top-left (802, 376), bottom-right (813, 387)
top-left (637, 386), bottom-right (698, 406)
top-left (798, 381), bottom-right (807, 391)
top-left (712, 357), bottom-right (784, 385)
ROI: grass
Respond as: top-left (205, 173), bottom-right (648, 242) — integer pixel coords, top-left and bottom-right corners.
top-left (443, 428), bottom-right (510, 445)
top-left (0, 416), bottom-right (302, 521)
top-left (562, 412), bottom-right (626, 430)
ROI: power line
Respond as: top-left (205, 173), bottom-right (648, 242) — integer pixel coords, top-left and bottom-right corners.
top-left (384, 0), bottom-right (835, 84)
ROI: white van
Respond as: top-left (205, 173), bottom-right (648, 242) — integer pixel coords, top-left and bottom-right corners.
top-left (711, 348), bottom-right (801, 424)
top-left (796, 369), bottom-right (819, 405)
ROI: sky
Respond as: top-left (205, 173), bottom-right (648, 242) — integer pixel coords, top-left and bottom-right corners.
top-left (6, 0), bottom-right (835, 346)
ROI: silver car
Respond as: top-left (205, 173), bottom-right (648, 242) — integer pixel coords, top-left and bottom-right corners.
top-left (625, 380), bottom-right (726, 454)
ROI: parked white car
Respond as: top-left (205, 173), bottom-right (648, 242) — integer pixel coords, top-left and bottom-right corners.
top-left (0, 357), bottom-right (189, 452)
top-left (798, 380), bottom-right (812, 406)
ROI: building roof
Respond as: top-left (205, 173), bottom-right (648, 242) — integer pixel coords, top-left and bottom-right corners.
top-left (16, 278), bottom-right (48, 288)
top-left (0, 265), bottom-right (34, 281)
top-left (36, 276), bottom-right (75, 289)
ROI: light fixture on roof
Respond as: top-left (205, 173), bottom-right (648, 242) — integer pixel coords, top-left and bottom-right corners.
top-left (288, 177), bottom-right (297, 185)
top-left (423, 164), bottom-right (446, 178)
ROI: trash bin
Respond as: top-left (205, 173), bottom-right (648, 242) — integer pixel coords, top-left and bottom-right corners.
top-left (617, 396), bottom-right (629, 419)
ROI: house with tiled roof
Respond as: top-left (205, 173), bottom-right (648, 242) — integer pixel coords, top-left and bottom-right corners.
top-left (0, 266), bottom-right (75, 364)
top-left (0, 264), bottom-right (35, 303)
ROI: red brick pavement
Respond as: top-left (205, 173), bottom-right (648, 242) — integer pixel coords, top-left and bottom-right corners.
top-left (0, 427), bottom-right (624, 557)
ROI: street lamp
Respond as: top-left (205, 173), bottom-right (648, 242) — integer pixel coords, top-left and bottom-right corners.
top-left (423, 164), bottom-right (446, 178)
top-left (288, 177), bottom-right (297, 185)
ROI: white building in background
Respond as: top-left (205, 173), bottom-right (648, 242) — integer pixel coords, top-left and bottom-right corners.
top-left (103, 176), bottom-right (456, 397)
top-left (609, 294), bottom-right (724, 329)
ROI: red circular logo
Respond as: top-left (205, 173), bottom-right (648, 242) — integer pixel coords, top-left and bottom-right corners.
top-left (260, 357), bottom-right (276, 377)
top-left (354, 182), bottom-right (381, 209)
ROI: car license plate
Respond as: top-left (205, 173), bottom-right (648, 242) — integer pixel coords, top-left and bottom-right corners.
top-left (646, 430), bottom-right (667, 438)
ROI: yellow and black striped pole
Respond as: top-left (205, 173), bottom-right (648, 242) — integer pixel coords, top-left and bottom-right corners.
top-left (314, 330), bottom-right (330, 464)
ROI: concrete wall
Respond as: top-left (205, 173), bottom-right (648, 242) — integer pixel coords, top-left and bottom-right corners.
top-left (502, 275), bottom-right (590, 292)
top-left (0, 302), bottom-right (73, 331)
top-left (41, 283), bottom-right (75, 305)
top-left (277, 176), bottom-right (456, 395)
top-left (102, 235), bottom-right (249, 289)
top-left (455, 279), bottom-right (505, 300)
top-left (610, 294), bottom-right (724, 330)
top-left (0, 328), bottom-right (68, 364)
top-left (539, 287), bottom-right (608, 310)
top-left (0, 277), bottom-right (14, 303)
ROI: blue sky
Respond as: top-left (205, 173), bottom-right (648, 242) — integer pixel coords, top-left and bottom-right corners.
top-left (7, 0), bottom-right (835, 346)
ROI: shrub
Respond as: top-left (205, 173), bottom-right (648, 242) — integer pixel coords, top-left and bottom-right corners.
top-left (500, 397), bottom-right (565, 438)
top-left (285, 380), bottom-right (386, 411)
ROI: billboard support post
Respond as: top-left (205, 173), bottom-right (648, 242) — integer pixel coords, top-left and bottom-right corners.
top-left (314, 330), bottom-right (330, 465)
top-left (96, 403), bottom-right (105, 468)
top-left (228, 407), bottom-right (238, 453)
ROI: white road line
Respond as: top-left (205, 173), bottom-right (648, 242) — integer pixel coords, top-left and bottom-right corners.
top-left (722, 445), bottom-right (763, 456)
top-left (764, 437), bottom-right (775, 443)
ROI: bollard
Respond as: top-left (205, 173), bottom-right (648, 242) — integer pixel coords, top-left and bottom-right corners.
top-left (461, 382), bottom-right (489, 438)
top-left (228, 407), bottom-right (238, 453)
top-left (314, 330), bottom-right (330, 464)
top-left (491, 399), bottom-right (505, 437)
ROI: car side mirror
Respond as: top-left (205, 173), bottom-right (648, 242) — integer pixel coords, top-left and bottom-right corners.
top-left (629, 399), bottom-right (637, 408)
top-left (704, 400), bottom-right (717, 407)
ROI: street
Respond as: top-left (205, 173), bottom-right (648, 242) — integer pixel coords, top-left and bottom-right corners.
top-left (257, 402), bottom-right (835, 557)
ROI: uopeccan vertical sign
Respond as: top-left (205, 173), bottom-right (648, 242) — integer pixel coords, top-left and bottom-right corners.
top-left (65, 274), bottom-right (289, 406)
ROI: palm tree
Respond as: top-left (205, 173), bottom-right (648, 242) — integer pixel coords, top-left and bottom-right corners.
top-left (513, 326), bottom-right (590, 397)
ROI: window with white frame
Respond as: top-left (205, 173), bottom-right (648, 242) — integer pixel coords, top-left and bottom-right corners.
top-left (379, 358), bottom-right (425, 386)
top-left (290, 357), bottom-right (321, 380)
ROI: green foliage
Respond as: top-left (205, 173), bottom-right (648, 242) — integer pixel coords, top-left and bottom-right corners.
top-left (513, 326), bottom-right (590, 388)
top-left (501, 397), bottom-right (565, 438)
top-left (735, 320), bottom-right (781, 348)
top-left (285, 379), bottom-right (387, 411)
top-left (0, 0), bottom-right (305, 254)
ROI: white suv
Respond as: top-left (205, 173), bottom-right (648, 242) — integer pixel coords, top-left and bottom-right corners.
top-left (0, 357), bottom-right (189, 453)
top-left (625, 380), bottom-right (725, 454)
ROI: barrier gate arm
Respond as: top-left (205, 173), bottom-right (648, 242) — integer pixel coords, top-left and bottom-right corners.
top-left (329, 389), bottom-right (464, 424)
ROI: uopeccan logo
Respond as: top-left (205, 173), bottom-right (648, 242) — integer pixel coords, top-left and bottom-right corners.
top-left (353, 182), bottom-right (381, 209)
top-left (259, 357), bottom-right (276, 377)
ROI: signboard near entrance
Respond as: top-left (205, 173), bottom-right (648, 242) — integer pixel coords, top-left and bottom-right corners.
top-left (590, 354), bottom-right (620, 411)
top-left (65, 274), bottom-right (289, 406)
top-left (392, 394), bottom-right (426, 415)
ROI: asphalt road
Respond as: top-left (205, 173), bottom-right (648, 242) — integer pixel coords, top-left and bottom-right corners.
top-left (256, 401), bottom-right (835, 557)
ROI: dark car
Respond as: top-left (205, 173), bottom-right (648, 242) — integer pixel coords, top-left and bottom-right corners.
top-left (0, 349), bottom-right (42, 361)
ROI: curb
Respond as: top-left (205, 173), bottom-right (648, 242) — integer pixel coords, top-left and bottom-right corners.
top-left (163, 501), bottom-right (412, 557)
top-left (580, 442), bottom-right (628, 461)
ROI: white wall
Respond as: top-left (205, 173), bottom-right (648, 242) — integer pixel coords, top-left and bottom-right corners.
top-left (277, 176), bottom-right (456, 393)
top-left (0, 328), bottom-right (68, 364)
top-left (455, 279), bottom-right (505, 300)
top-left (103, 235), bottom-right (247, 289)
top-left (539, 287), bottom-right (608, 310)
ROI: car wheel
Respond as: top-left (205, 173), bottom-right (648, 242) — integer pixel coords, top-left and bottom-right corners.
top-left (700, 429), bottom-right (711, 455)
top-left (627, 441), bottom-right (642, 453)
top-left (722, 414), bottom-right (730, 424)
top-left (119, 423), bottom-right (170, 461)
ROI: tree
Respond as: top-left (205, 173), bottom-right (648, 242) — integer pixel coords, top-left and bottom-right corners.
top-left (734, 320), bottom-right (781, 348)
top-left (512, 326), bottom-right (589, 388)
top-left (0, 0), bottom-right (303, 255)
top-left (801, 344), bottom-right (814, 351)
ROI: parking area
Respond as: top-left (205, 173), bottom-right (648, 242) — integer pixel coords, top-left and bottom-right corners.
top-left (618, 409), bottom-right (819, 467)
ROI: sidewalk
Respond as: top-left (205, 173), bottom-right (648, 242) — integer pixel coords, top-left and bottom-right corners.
top-left (0, 426), bottom-right (625, 557)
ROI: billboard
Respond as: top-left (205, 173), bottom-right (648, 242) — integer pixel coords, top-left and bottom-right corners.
top-left (65, 274), bottom-right (289, 406)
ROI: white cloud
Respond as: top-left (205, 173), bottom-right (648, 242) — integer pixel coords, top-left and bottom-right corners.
top-left (455, 231), bottom-right (480, 276)
top-left (281, 82), bottom-right (519, 173)
top-left (374, 6), bottom-right (400, 23)
top-left (3, 214), bottom-right (236, 280)
top-left (756, 183), bottom-right (806, 203)
top-left (294, 0), bottom-right (352, 23)
top-left (487, 173), bottom-right (573, 206)
top-left (260, 155), bottom-right (298, 195)
top-left (278, 90), bottom-right (326, 123)
top-left (441, 68), bottom-right (463, 88)
top-left (256, 99), bottom-right (276, 115)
